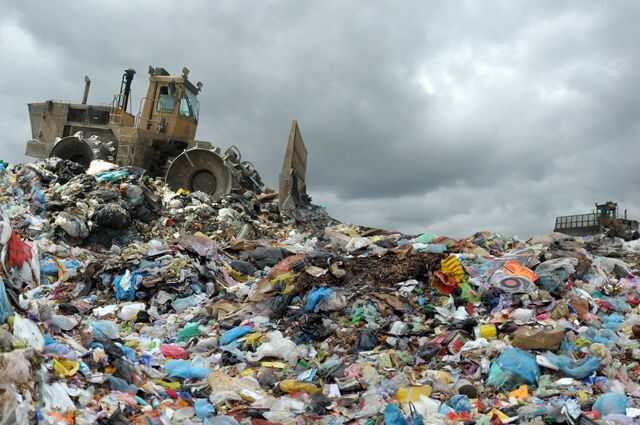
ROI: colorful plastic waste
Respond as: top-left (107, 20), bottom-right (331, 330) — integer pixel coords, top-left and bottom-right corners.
top-left (0, 157), bottom-right (637, 423)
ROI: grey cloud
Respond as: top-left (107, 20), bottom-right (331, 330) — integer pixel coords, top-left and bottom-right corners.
top-left (1, 1), bottom-right (639, 237)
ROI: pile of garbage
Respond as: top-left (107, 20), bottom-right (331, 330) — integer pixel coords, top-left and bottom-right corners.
top-left (0, 159), bottom-right (639, 424)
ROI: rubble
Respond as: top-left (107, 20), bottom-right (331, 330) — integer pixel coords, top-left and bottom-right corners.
top-left (0, 158), bottom-right (639, 424)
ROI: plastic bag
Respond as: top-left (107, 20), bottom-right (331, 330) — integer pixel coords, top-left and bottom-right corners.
top-left (0, 278), bottom-right (13, 323)
top-left (305, 287), bottom-right (333, 312)
top-left (118, 302), bottom-right (146, 321)
top-left (160, 344), bottom-right (189, 359)
top-left (6, 231), bottom-right (32, 270)
top-left (487, 348), bottom-right (539, 388)
top-left (592, 392), bottom-right (628, 416)
top-left (177, 322), bottom-right (201, 342)
top-left (13, 314), bottom-right (44, 351)
top-left (542, 352), bottom-right (600, 379)
top-left (164, 360), bottom-right (209, 380)
top-left (207, 370), bottom-right (266, 404)
top-left (114, 270), bottom-right (142, 301)
top-left (90, 320), bottom-right (119, 340)
top-left (94, 169), bottom-right (129, 182)
top-left (42, 382), bottom-right (75, 412)
top-left (603, 313), bottom-right (624, 331)
top-left (0, 350), bottom-right (32, 385)
top-left (54, 212), bottom-right (89, 239)
top-left (195, 399), bottom-right (215, 418)
top-left (384, 403), bottom-right (408, 425)
top-left (0, 383), bottom-right (29, 425)
top-left (246, 331), bottom-right (301, 365)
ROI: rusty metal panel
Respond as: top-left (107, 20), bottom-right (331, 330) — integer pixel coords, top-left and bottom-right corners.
top-left (279, 120), bottom-right (308, 211)
top-left (25, 140), bottom-right (49, 159)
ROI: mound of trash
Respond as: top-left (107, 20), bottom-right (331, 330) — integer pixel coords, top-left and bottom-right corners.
top-left (0, 159), bottom-right (639, 424)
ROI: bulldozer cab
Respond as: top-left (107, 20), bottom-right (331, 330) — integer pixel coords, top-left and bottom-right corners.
top-left (596, 202), bottom-right (618, 219)
top-left (137, 66), bottom-right (201, 144)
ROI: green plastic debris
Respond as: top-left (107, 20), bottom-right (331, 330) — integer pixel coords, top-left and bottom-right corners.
top-left (178, 322), bottom-right (201, 342)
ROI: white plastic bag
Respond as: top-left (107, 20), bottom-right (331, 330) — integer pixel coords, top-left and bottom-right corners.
top-left (13, 314), bottom-right (44, 351)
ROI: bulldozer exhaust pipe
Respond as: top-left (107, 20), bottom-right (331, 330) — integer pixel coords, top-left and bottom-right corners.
top-left (81, 76), bottom-right (91, 104)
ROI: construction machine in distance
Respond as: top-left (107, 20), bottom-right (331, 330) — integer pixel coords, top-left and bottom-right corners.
top-left (24, 66), bottom-right (308, 210)
top-left (554, 201), bottom-right (639, 240)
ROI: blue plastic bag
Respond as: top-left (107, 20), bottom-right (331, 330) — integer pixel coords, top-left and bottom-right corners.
top-left (384, 404), bottom-right (408, 425)
top-left (219, 326), bottom-right (254, 345)
top-left (0, 278), bottom-right (14, 323)
top-left (543, 352), bottom-right (600, 379)
top-left (195, 399), bottom-right (216, 418)
top-left (114, 271), bottom-right (142, 301)
top-left (95, 169), bottom-right (129, 182)
top-left (593, 392), bottom-right (628, 416)
top-left (164, 360), bottom-right (209, 380)
top-left (487, 348), bottom-right (540, 388)
top-left (90, 320), bottom-right (120, 340)
top-left (305, 287), bottom-right (333, 312)
top-left (583, 327), bottom-right (618, 347)
top-left (447, 394), bottom-right (471, 413)
top-left (602, 313), bottom-right (624, 331)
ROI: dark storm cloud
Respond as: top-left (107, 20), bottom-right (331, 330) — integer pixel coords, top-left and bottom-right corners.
top-left (2, 1), bottom-right (640, 237)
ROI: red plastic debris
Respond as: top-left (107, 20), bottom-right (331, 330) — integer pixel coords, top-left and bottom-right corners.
top-left (160, 344), bottom-right (189, 359)
top-left (6, 231), bottom-right (32, 269)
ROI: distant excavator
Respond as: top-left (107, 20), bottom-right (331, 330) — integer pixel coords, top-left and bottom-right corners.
top-left (554, 201), bottom-right (639, 240)
top-left (24, 66), bottom-right (308, 210)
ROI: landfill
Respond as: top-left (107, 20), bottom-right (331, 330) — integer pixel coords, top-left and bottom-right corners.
top-left (1, 158), bottom-right (640, 425)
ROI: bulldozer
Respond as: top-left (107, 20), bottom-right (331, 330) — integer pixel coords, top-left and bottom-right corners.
top-left (554, 201), bottom-right (640, 240)
top-left (25, 66), bottom-right (308, 206)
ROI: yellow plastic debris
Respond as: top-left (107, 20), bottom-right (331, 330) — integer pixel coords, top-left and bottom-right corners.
top-left (508, 385), bottom-right (529, 400)
top-left (279, 380), bottom-right (321, 394)
top-left (489, 409), bottom-right (510, 422)
top-left (240, 368), bottom-right (257, 377)
top-left (260, 361), bottom-right (288, 369)
top-left (53, 359), bottom-right (80, 378)
top-left (244, 332), bottom-right (265, 349)
top-left (441, 255), bottom-right (465, 283)
top-left (155, 380), bottom-right (182, 390)
top-left (396, 385), bottom-right (433, 403)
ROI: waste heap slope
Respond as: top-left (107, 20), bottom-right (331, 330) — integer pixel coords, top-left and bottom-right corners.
top-left (0, 159), bottom-right (639, 424)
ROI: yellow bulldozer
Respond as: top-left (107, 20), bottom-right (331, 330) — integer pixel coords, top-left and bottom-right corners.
top-left (25, 66), bottom-right (308, 209)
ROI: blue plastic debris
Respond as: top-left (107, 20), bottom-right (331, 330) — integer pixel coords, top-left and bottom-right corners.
top-left (543, 352), bottom-right (600, 379)
top-left (164, 360), bottom-right (209, 380)
top-left (384, 403), bottom-right (408, 425)
top-left (95, 169), bottom-right (129, 182)
top-left (305, 287), bottom-right (333, 312)
top-left (114, 270), bottom-right (142, 301)
top-left (219, 326), bottom-right (254, 345)
top-left (487, 348), bottom-right (540, 388)
top-left (593, 392), bottom-right (628, 416)
top-left (0, 278), bottom-right (14, 323)
top-left (195, 399), bottom-right (216, 418)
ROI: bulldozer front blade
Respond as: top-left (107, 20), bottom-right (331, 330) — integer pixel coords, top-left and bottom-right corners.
top-left (165, 148), bottom-right (233, 198)
top-left (279, 120), bottom-right (309, 216)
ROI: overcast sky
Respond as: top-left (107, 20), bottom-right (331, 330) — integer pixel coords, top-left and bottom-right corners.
top-left (2, 1), bottom-right (639, 238)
